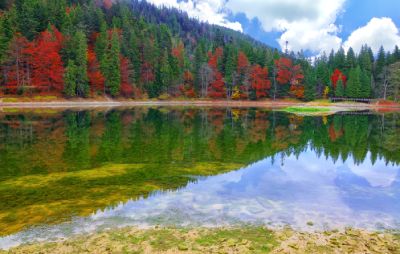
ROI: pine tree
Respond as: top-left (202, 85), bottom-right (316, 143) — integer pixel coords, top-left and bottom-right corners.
top-left (334, 47), bottom-right (346, 70)
top-left (15, 0), bottom-right (42, 40)
top-left (193, 40), bottom-right (207, 93)
top-left (74, 30), bottom-right (89, 97)
top-left (105, 29), bottom-right (121, 96)
top-left (127, 32), bottom-right (140, 84)
top-left (375, 46), bottom-right (387, 97)
top-left (64, 60), bottom-right (77, 97)
top-left (335, 78), bottom-right (345, 97)
top-left (375, 46), bottom-right (386, 77)
top-left (224, 45), bottom-right (238, 97)
top-left (393, 45), bottom-right (400, 61)
top-left (304, 67), bottom-right (316, 101)
top-left (346, 66), bottom-right (361, 98)
top-left (345, 47), bottom-right (356, 70)
top-left (95, 21), bottom-right (108, 71)
top-left (360, 69), bottom-right (371, 98)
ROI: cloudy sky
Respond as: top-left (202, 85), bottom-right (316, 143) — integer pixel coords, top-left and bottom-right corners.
top-left (146, 0), bottom-right (400, 55)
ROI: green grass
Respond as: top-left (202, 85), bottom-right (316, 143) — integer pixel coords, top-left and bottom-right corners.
top-left (33, 95), bottom-right (58, 101)
top-left (2, 97), bottom-right (19, 103)
top-left (283, 106), bottom-right (331, 113)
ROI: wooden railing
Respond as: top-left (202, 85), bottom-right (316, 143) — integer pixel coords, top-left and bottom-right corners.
top-left (329, 97), bottom-right (377, 104)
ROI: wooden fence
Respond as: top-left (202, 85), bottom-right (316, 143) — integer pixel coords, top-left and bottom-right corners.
top-left (329, 97), bottom-right (377, 103)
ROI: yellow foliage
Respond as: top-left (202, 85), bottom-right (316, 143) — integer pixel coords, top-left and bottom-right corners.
top-left (323, 86), bottom-right (330, 99)
top-left (231, 86), bottom-right (241, 100)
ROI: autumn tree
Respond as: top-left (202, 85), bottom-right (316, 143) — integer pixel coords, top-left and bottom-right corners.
top-left (275, 57), bottom-right (304, 98)
top-left (179, 71), bottom-right (196, 98)
top-left (237, 51), bottom-right (250, 99)
top-left (207, 47), bottom-right (225, 98)
top-left (30, 26), bottom-right (64, 94)
top-left (208, 72), bottom-right (225, 98)
top-left (250, 65), bottom-right (270, 99)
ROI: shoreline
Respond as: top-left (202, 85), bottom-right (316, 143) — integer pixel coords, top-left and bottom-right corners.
top-left (1, 99), bottom-right (399, 111)
top-left (2, 226), bottom-right (399, 253)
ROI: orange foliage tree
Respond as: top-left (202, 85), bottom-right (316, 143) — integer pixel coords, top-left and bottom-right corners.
top-left (179, 70), bottom-right (196, 98)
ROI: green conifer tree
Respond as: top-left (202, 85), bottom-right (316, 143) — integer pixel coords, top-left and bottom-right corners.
top-left (304, 67), bottom-right (317, 101)
top-left (346, 66), bottom-right (361, 98)
top-left (360, 69), bottom-right (371, 98)
top-left (74, 30), bottom-right (89, 97)
top-left (335, 78), bottom-right (345, 97)
top-left (105, 29), bottom-right (121, 96)
top-left (64, 60), bottom-right (77, 97)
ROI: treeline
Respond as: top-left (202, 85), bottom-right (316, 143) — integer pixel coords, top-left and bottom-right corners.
top-left (0, 0), bottom-right (399, 101)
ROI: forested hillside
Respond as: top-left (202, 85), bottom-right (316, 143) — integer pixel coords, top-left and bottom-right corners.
top-left (0, 0), bottom-right (399, 101)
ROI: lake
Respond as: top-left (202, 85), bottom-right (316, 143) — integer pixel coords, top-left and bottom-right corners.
top-left (0, 107), bottom-right (399, 249)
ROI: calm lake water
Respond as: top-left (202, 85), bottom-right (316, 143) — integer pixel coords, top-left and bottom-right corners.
top-left (0, 107), bottom-right (399, 248)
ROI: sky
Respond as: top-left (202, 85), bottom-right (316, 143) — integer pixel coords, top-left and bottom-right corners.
top-left (146, 0), bottom-right (400, 56)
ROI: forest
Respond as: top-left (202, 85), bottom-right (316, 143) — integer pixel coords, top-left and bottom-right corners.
top-left (0, 0), bottom-right (399, 101)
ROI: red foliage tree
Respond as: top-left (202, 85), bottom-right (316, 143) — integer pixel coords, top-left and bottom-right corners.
top-left (275, 57), bottom-right (304, 98)
top-left (87, 48), bottom-right (105, 94)
top-left (275, 57), bottom-right (304, 86)
top-left (207, 47), bottom-right (225, 98)
top-left (330, 69), bottom-right (347, 89)
top-left (250, 65), bottom-right (271, 98)
top-left (29, 26), bottom-right (64, 93)
top-left (208, 72), bottom-right (225, 98)
top-left (179, 70), bottom-right (196, 98)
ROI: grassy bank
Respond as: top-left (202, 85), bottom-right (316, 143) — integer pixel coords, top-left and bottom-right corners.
top-left (2, 226), bottom-right (399, 254)
top-left (283, 106), bottom-right (332, 113)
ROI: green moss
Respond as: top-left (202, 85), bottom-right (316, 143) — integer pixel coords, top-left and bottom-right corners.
top-left (145, 229), bottom-right (186, 251)
top-left (196, 227), bottom-right (276, 253)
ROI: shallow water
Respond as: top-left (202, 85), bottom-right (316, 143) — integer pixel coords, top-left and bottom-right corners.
top-left (0, 108), bottom-right (399, 249)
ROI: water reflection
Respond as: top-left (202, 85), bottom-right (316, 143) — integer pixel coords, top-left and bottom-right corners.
top-left (0, 108), bottom-right (399, 248)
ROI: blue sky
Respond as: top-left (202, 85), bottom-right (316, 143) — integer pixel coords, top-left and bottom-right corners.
top-left (148, 0), bottom-right (400, 55)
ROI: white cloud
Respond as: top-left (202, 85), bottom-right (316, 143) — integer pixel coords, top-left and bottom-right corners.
top-left (226, 0), bottom-right (345, 54)
top-left (343, 17), bottom-right (400, 54)
top-left (146, 0), bottom-right (243, 32)
top-left (146, 1), bottom-right (400, 56)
